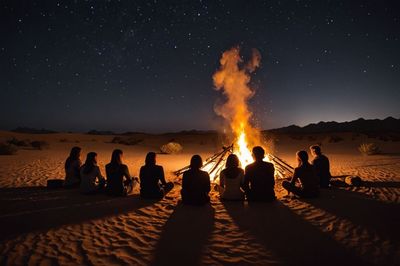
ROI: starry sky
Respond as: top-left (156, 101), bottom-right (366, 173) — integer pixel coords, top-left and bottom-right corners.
top-left (1, 0), bottom-right (399, 133)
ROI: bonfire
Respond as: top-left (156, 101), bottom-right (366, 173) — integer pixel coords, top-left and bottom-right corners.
top-left (174, 47), bottom-right (293, 182)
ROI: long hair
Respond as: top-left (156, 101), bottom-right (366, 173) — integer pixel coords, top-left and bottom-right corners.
top-left (145, 152), bottom-right (156, 166)
top-left (296, 150), bottom-right (309, 167)
top-left (82, 152), bottom-right (97, 174)
top-left (65, 146), bottom-right (81, 170)
top-left (224, 154), bottom-right (242, 179)
top-left (110, 149), bottom-right (123, 166)
top-left (190, 154), bottom-right (203, 170)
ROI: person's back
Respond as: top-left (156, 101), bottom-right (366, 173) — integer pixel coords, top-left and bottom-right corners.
top-left (106, 163), bottom-right (130, 196)
top-left (244, 161), bottom-right (275, 201)
top-left (294, 163), bottom-right (319, 194)
top-left (80, 165), bottom-right (105, 194)
top-left (140, 164), bottom-right (165, 198)
top-left (181, 169), bottom-right (211, 205)
top-left (312, 154), bottom-right (331, 188)
top-left (65, 159), bottom-right (81, 187)
top-left (220, 167), bottom-right (245, 200)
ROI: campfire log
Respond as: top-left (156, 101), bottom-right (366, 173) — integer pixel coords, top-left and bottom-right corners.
top-left (173, 144), bottom-right (293, 181)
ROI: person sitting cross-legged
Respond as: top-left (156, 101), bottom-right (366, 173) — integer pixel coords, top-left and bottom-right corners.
top-left (181, 155), bottom-right (211, 205)
top-left (80, 152), bottom-right (106, 194)
top-left (106, 149), bottom-right (136, 196)
top-left (140, 152), bottom-right (174, 199)
top-left (64, 146), bottom-right (82, 188)
top-left (243, 146), bottom-right (276, 202)
top-left (218, 154), bottom-right (245, 201)
top-left (310, 145), bottom-right (332, 188)
top-left (282, 150), bottom-right (320, 198)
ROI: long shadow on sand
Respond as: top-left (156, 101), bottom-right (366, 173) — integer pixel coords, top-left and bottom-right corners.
top-left (223, 200), bottom-right (370, 266)
top-left (304, 188), bottom-right (400, 246)
top-left (0, 186), bottom-right (157, 240)
top-left (151, 203), bottom-right (215, 266)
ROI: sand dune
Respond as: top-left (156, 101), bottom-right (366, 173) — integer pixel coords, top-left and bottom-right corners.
top-left (0, 132), bottom-right (399, 265)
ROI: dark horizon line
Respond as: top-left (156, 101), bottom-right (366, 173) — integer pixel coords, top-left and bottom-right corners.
top-left (1, 116), bottom-right (398, 135)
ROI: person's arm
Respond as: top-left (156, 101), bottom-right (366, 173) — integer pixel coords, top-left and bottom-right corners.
top-left (271, 164), bottom-right (275, 186)
top-left (205, 173), bottom-right (211, 193)
top-left (290, 168), bottom-right (299, 185)
top-left (97, 166), bottom-right (104, 180)
top-left (159, 166), bottom-right (167, 186)
top-left (242, 167), bottom-right (250, 191)
top-left (124, 165), bottom-right (132, 181)
top-left (219, 171), bottom-right (225, 188)
top-left (181, 172), bottom-right (187, 191)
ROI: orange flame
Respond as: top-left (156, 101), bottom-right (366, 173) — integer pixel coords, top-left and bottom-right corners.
top-left (213, 47), bottom-right (264, 168)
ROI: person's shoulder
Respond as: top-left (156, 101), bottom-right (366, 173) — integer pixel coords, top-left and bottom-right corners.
top-left (245, 163), bottom-right (255, 171)
top-left (156, 165), bottom-right (164, 171)
top-left (200, 169), bottom-right (209, 176)
top-left (263, 161), bottom-right (274, 167)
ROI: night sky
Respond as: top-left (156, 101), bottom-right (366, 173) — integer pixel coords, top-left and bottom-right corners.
top-left (1, 0), bottom-right (399, 133)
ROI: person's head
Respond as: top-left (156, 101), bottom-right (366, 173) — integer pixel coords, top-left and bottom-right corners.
top-left (83, 152), bottom-right (97, 174)
top-left (145, 152), bottom-right (156, 166)
top-left (310, 145), bottom-right (322, 156)
top-left (252, 146), bottom-right (265, 161)
top-left (190, 154), bottom-right (203, 170)
top-left (225, 154), bottom-right (240, 169)
top-left (110, 149), bottom-right (123, 165)
top-left (65, 146), bottom-right (82, 169)
top-left (85, 152), bottom-right (97, 165)
top-left (296, 150), bottom-right (309, 166)
top-left (69, 146), bottom-right (81, 160)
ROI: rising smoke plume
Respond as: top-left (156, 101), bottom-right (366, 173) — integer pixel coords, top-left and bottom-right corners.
top-left (212, 46), bottom-right (262, 149)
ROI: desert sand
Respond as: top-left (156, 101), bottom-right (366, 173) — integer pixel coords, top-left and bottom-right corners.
top-left (0, 131), bottom-right (399, 265)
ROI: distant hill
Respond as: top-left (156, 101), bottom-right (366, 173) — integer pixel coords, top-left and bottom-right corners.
top-left (12, 127), bottom-right (58, 134)
top-left (267, 117), bottom-right (400, 134)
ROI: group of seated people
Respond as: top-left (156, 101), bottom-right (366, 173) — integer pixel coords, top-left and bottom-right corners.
top-left (64, 147), bottom-right (173, 198)
top-left (64, 144), bottom-right (331, 205)
top-left (216, 145), bottom-right (331, 202)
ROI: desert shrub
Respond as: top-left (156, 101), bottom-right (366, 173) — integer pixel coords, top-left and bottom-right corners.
top-left (59, 138), bottom-right (68, 142)
top-left (358, 143), bottom-right (380, 155)
top-left (0, 143), bottom-right (17, 155)
top-left (327, 135), bottom-right (344, 143)
top-left (30, 141), bottom-right (49, 150)
top-left (160, 142), bottom-right (183, 154)
top-left (122, 138), bottom-right (143, 145)
top-left (110, 136), bottom-right (122, 143)
top-left (7, 137), bottom-right (31, 147)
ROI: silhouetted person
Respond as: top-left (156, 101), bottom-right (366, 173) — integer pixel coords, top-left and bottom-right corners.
top-left (140, 152), bottom-right (174, 199)
top-left (219, 154), bottom-right (245, 201)
top-left (80, 152), bottom-right (105, 194)
top-left (64, 146), bottom-right (82, 188)
top-left (106, 149), bottom-right (135, 196)
top-left (310, 145), bottom-right (332, 188)
top-left (282, 150), bottom-right (319, 198)
top-left (181, 155), bottom-right (211, 205)
top-left (243, 146), bottom-right (276, 201)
